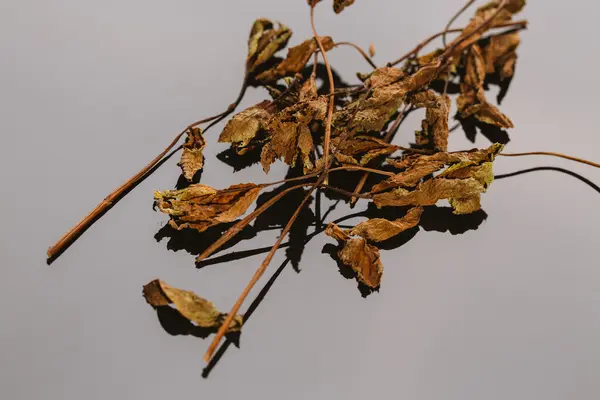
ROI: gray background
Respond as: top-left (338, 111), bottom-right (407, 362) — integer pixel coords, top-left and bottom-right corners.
top-left (2, 1), bottom-right (600, 399)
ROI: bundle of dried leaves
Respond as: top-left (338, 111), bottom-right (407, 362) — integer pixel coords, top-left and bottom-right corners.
top-left (48, 0), bottom-right (600, 367)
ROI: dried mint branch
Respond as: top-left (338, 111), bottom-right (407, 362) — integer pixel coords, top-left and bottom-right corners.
top-left (47, 0), bottom-right (600, 365)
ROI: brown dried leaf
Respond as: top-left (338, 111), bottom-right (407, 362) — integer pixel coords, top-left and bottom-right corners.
top-left (457, 45), bottom-right (513, 128)
top-left (332, 135), bottom-right (399, 165)
top-left (349, 206), bottom-right (423, 242)
top-left (333, 0), bottom-right (355, 13)
top-left (325, 224), bottom-right (383, 289)
top-left (409, 90), bottom-right (451, 151)
top-left (178, 127), bottom-right (206, 181)
top-left (154, 183), bottom-right (262, 231)
top-left (143, 279), bottom-right (243, 332)
top-left (218, 100), bottom-right (273, 154)
top-left (336, 60), bottom-right (440, 133)
top-left (247, 19), bottom-right (292, 73)
top-left (483, 31), bottom-right (520, 80)
top-left (261, 96), bottom-right (327, 172)
top-left (256, 36), bottom-right (334, 82)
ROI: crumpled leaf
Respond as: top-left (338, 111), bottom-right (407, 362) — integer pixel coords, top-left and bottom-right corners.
top-left (256, 36), bottom-right (334, 82)
top-left (335, 60), bottom-right (441, 132)
top-left (218, 100), bottom-right (273, 155)
top-left (261, 96), bottom-right (327, 173)
top-left (373, 144), bottom-right (502, 214)
top-left (325, 224), bottom-right (383, 289)
top-left (457, 44), bottom-right (513, 128)
top-left (376, 143), bottom-right (502, 192)
top-left (409, 90), bottom-right (451, 151)
top-left (373, 177), bottom-right (486, 211)
top-left (154, 183), bottom-right (262, 231)
top-left (247, 19), bottom-right (292, 73)
top-left (348, 206), bottom-right (423, 242)
top-left (143, 279), bottom-right (243, 332)
top-left (179, 127), bottom-right (206, 181)
top-left (332, 135), bottom-right (399, 165)
top-left (483, 31), bottom-right (520, 81)
top-left (333, 0), bottom-right (355, 13)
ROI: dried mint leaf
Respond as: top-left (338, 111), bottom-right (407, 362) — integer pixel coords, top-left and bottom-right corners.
top-left (255, 36), bottom-right (334, 82)
top-left (333, 0), bottom-right (356, 13)
top-left (457, 44), bottom-right (513, 128)
top-left (376, 143), bottom-right (503, 192)
top-left (260, 96), bottom-right (327, 173)
top-left (409, 90), bottom-right (451, 151)
top-left (348, 206), bottom-right (423, 242)
top-left (143, 279), bottom-right (243, 332)
top-left (483, 31), bottom-right (520, 81)
top-left (218, 100), bottom-right (273, 155)
top-left (335, 60), bottom-right (441, 133)
top-left (247, 19), bottom-right (292, 73)
top-left (325, 223), bottom-right (383, 289)
top-left (179, 127), bottom-right (206, 181)
top-left (154, 183), bottom-right (262, 231)
top-left (332, 135), bottom-right (399, 165)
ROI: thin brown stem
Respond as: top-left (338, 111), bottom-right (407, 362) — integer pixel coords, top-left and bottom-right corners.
top-left (388, 19), bottom-right (526, 67)
top-left (47, 75), bottom-right (249, 261)
top-left (499, 152), bottom-right (600, 169)
top-left (334, 41), bottom-right (378, 69)
top-left (441, 0), bottom-right (509, 62)
top-left (310, 4), bottom-right (335, 185)
top-left (442, 0), bottom-right (477, 48)
top-left (203, 176), bottom-right (325, 362)
top-left (327, 165), bottom-right (395, 176)
top-left (47, 114), bottom-right (223, 260)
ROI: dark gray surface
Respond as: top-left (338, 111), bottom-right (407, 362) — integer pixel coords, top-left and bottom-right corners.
top-left (2, 1), bottom-right (600, 399)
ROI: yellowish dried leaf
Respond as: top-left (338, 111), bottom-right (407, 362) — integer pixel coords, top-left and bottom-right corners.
top-left (247, 19), bottom-right (292, 73)
top-left (218, 100), bottom-right (273, 154)
top-left (143, 279), bottom-right (243, 332)
top-left (373, 177), bottom-right (486, 211)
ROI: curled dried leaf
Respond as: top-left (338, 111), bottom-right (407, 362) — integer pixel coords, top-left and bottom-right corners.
top-left (143, 279), bottom-right (243, 332)
top-left (218, 100), bottom-right (273, 155)
top-left (333, 0), bottom-right (356, 13)
top-left (154, 183), bottom-right (262, 231)
top-left (483, 31), bottom-right (520, 81)
top-left (457, 45), bottom-right (513, 128)
top-left (349, 206), bottom-right (423, 242)
top-left (247, 19), bottom-right (292, 73)
top-left (373, 177), bottom-right (486, 212)
top-left (261, 96), bottom-right (327, 172)
top-left (179, 127), bottom-right (206, 181)
top-left (376, 143), bottom-right (503, 192)
top-left (256, 36), bottom-right (334, 82)
top-left (325, 223), bottom-right (383, 289)
top-left (336, 60), bottom-right (441, 133)
top-left (332, 135), bottom-right (399, 165)
top-left (409, 90), bottom-right (451, 151)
